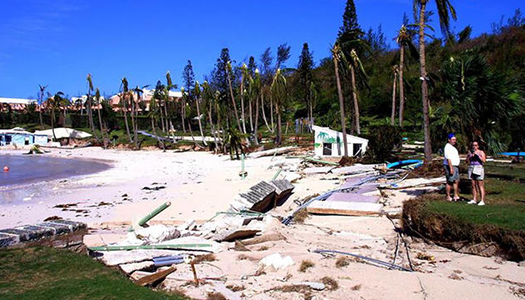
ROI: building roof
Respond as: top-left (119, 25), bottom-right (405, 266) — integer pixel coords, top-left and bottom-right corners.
top-left (0, 98), bottom-right (37, 105)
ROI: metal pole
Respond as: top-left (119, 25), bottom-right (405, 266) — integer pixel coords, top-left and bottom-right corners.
top-left (271, 167), bottom-right (282, 181)
top-left (138, 201), bottom-right (171, 227)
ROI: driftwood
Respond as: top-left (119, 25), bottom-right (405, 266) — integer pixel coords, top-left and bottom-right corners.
top-left (307, 201), bottom-right (382, 216)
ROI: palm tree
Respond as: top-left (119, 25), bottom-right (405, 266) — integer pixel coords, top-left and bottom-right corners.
top-left (414, 0), bottom-right (457, 161)
top-left (395, 24), bottom-right (417, 127)
top-left (193, 81), bottom-right (207, 146)
top-left (49, 92), bottom-right (65, 141)
top-left (120, 78), bottom-right (133, 143)
top-left (332, 44), bottom-right (349, 157)
top-left (131, 85), bottom-right (148, 149)
top-left (225, 61), bottom-right (242, 131)
top-left (86, 74), bottom-right (96, 134)
top-left (95, 88), bottom-right (107, 148)
top-left (249, 69), bottom-right (262, 145)
top-left (202, 81), bottom-right (220, 151)
top-left (391, 65), bottom-right (399, 126)
top-left (347, 49), bottom-right (366, 135)
top-left (38, 85), bottom-right (48, 129)
top-left (270, 69), bottom-right (287, 145)
top-left (239, 63), bottom-right (249, 135)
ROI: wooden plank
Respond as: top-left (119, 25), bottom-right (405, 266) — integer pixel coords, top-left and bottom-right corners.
top-left (307, 201), bottom-right (382, 216)
top-left (134, 266), bottom-right (177, 286)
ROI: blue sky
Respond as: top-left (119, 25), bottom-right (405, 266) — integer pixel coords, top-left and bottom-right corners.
top-left (0, 0), bottom-right (523, 99)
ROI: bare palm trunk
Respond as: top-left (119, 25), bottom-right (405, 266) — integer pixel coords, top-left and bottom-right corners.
top-left (391, 70), bottom-right (397, 126)
top-left (195, 98), bottom-right (207, 146)
top-left (122, 96), bottom-right (132, 143)
top-left (227, 72), bottom-right (242, 131)
top-left (398, 46), bottom-right (405, 127)
top-left (276, 106), bottom-right (282, 145)
top-left (181, 99), bottom-right (186, 133)
top-left (130, 98), bottom-right (137, 149)
top-left (350, 65), bottom-right (361, 135)
top-left (97, 101), bottom-right (107, 148)
top-left (254, 95), bottom-right (260, 145)
top-left (270, 98), bottom-right (274, 131)
top-left (261, 92), bottom-right (273, 132)
top-left (151, 117), bottom-right (165, 150)
top-left (249, 94), bottom-right (254, 134)
top-left (333, 53), bottom-right (349, 157)
top-left (419, 1), bottom-right (432, 161)
top-left (208, 109), bottom-right (219, 153)
top-left (240, 78), bottom-right (247, 135)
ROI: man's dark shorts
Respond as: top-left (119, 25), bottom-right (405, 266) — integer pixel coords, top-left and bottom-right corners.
top-left (444, 165), bottom-right (459, 183)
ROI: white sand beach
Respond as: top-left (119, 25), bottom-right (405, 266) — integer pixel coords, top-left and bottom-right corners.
top-left (1, 148), bottom-right (524, 299)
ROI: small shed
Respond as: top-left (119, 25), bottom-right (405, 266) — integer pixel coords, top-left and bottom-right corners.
top-left (313, 125), bottom-right (368, 157)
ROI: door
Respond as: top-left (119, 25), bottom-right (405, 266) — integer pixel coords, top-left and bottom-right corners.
top-left (323, 143), bottom-right (332, 156)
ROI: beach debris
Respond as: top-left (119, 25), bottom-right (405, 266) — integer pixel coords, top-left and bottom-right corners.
top-left (302, 166), bottom-right (334, 175)
top-left (294, 281), bottom-right (325, 291)
top-left (307, 201), bottom-right (383, 216)
top-left (229, 180), bottom-right (294, 213)
top-left (136, 202), bottom-right (171, 228)
top-left (299, 260), bottom-right (315, 272)
top-left (88, 243), bottom-right (214, 252)
top-left (0, 220), bottom-right (86, 249)
top-left (249, 146), bottom-right (297, 159)
top-left (213, 229), bottom-right (260, 242)
top-left (303, 157), bottom-right (339, 166)
top-left (120, 261), bottom-right (156, 274)
top-left (153, 255), bottom-right (187, 267)
top-left (259, 253), bottom-right (294, 271)
top-left (313, 249), bottom-right (412, 272)
top-left (142, 185), bottom-right (166, 191)
top-left (239, 154), bottom-right (247, 179)
top-left (134, 225), bottom-right (181, 243)
top-left (135, 266), bottom-right (177, 287)
top-left (416, 252), bottom-right (435, 261)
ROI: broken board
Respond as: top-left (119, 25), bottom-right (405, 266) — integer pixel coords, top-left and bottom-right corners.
top-left (307, 200), bottom-right (382, 216)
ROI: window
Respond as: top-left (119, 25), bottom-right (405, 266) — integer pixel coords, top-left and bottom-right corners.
top-left (353, 143), bottom-right (362, 156)
top-left (323, 143), bottom-right (332, 156)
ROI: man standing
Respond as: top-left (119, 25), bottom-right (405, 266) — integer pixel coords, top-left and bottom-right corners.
top-left (444, 133), bottom-right (460, 201)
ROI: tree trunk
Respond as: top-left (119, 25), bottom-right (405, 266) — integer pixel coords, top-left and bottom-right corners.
top-left (97, 99), bottom-right (107, 149)
top-left (240, 78), bottom-right (247, 135)
top-left (391, 70), bottom-right (397, 126)
top-left (195, 98), bottom-right (207, 146)
top-left (333, 54), bottom-right (349, 157)
top-left (419, 1), bottom-right (433, 162)
top-left (249, 93), bottom-right (254, 134)
top-left (398, 46), bottom-right (405, 127)
top-left (151, 117), bottom-right (165, 151)
top-left (254, 94), bottom-right (260, 145)
top-left (181, 98), bottom-right (186, 133)
top-left (350, 65), bottom-right (361, 135)
top-left (226, 70), bottom-right (242, 131)
top-left (51, 108), bottom-right (57, 142)
top-left (276, 107), bottom-right (282, 145)
top-left (122, 95), bottom-right (133, 143)
top-left (270, 97), bottom-right (274, 131)
top-left (130, 97), bottom-right (137, 149)
top-left (261, 91), bottom-right (273, 132)
top-left (208, 109), bottom-right (219, 153)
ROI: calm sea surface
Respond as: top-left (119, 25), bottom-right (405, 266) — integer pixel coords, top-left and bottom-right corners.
top-left (0, 155), bottom-right (110, 188)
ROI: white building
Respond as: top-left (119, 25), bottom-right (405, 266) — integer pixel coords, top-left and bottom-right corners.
top-left (313, 125), bottom-right (368, 157)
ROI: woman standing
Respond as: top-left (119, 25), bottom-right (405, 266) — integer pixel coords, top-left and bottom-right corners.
top-left (467, 141), bottom-right (486, 206)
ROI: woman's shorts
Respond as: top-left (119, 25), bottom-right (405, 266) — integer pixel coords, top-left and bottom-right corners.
top-left (468, 165), bottom-right (484, 181)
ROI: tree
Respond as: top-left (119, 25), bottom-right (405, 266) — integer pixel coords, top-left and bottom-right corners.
top-left (332, 44), bottom-right (349, 157)
top-left (48, 92), bottom-right (65, 141)
top-left (347, 49), bottom-right (366, 135)
top-left (193, 81), bottom-right (207, 145)
top-left (38, 85), bottom-right (48, 129)
top-left (226, 60), bottom-right (242, 131)
top-left (395, 23), bottom-right (418, 126)
top-left (391, 65), bottom-right (399, 125)
top-left (414, 0), bottom-right (457, 162)
top-left (239, 63), bottom-right (249, 136)
top-left (270, 69), bottom-right (287, 145)
top-left (297, 43), bottom-right (314, 129)
top-left (182, 60), bottom-right (196, 133)
top-left (95, 88), bottom-right (108, 148)
top-left (120, 77), bottom-right (133, 143)
top-left (86, 74), bottom-right (96, 134)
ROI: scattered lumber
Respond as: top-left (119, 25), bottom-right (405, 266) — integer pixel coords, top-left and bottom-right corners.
top-left (307, 201), bottom-right (382, 216)
top-left (249, 146), bottom-right (297, 159)
top-left (134, 266), bottom-right (177, 286)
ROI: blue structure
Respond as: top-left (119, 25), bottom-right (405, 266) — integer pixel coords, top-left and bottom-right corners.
top-left (0, 128), bottom-right (48, 146)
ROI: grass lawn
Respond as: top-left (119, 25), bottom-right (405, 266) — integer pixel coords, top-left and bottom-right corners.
top-left (0, 247), bottom-right (187, 300)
